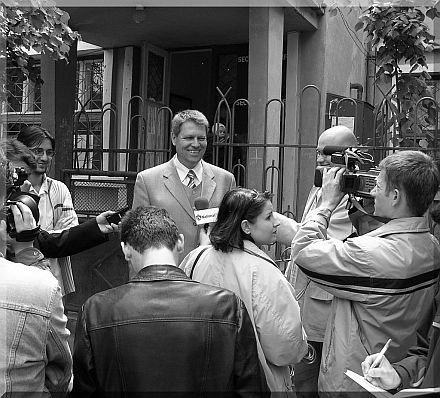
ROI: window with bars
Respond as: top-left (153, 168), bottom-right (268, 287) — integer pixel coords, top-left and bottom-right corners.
top-left (3, 63), bottom-right (42, 135)
top-left (76, 58), bottom-right (104, 111)
top-left (74, 57), bottom-right (105, 170)
top-left (3, 55), bottom-right (105, 170)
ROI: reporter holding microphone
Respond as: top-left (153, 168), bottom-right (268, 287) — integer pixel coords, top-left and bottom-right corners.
top-left (181, 188), bottom-right (308, 395)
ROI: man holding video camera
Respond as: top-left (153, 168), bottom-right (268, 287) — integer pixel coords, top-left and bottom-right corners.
top-left (0, 143), bottom-right (73, 394)
top-left (5, 139), bottom-right (118, 263)
top-left (291, 150), bottom-right (440, 394)
top-left (275, 126), bottom-right (358, 396)
top-left (0, 139), bottom-right (120, 394)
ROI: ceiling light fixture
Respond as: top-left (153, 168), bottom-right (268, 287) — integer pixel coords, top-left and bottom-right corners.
top-left (133, 6), bottom-right (146, 24)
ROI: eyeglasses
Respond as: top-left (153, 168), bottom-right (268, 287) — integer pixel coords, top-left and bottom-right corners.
top-left (316, 149), bottom-right (330, 157)
top-left (31, 148), bottom-right (55, 157)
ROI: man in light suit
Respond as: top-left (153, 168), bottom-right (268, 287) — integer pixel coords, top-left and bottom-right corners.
top-left (132, 109), bottom-right (236, 260)
top-left (275, 125), bottom-right (358, 398)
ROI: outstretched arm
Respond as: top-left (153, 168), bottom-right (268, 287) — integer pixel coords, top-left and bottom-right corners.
top-left (35, 212), bottom-right (118, 258)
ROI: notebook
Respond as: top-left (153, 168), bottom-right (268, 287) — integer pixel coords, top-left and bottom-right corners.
top-left (345, 369), bottom-right (440, 397)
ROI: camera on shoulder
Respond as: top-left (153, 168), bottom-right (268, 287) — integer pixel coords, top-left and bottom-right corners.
top-left (314, 146), bottom-right (379, 198)
top-left (3, 166), bottom-right (40, 239)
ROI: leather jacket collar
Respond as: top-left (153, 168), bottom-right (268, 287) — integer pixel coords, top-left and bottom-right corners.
top-left (129, 264), bottom-right (192, 283)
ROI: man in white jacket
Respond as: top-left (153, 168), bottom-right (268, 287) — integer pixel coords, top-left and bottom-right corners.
top-left (275, 126), bottom-right (357, 397)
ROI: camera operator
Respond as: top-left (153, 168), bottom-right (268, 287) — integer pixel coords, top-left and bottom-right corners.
top-left (291, 150), bottom-right (440, 395)
top-left (5, 139), bottom-right (118, 262)
top-left (0, 145), bottom-right (72, 394)
top-left (275, 126), bottom-right (358, 396)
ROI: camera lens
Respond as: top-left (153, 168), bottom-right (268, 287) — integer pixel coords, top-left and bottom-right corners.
top-left (13, 194), bottom-right (40, 223)
top-left (5, 192), bottom-right (40, 236)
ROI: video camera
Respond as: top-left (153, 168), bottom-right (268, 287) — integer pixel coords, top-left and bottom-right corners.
top-left (4, 165), bottom-right (40, 238)
top-left (314, 146), bottom-right (379, 198)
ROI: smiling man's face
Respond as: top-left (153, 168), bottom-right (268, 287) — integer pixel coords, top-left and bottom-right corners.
top-left (172, 120), bottom-right (207, 169)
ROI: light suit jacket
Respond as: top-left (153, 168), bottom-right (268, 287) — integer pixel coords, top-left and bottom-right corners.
top-left (132, 159), bottom-right (236, 260)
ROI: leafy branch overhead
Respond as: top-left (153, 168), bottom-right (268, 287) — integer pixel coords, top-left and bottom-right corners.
top-left (335, 1), bottom-right (440, 148)
top-left (355, 4), bottom-right (440, 83)
top-left (1, 3), bottom-right (81, 82)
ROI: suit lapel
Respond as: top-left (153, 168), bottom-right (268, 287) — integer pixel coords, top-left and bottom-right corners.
top-left (201, 161), bottom-right (216, 203)
top-left (163, 160), bottom-right (195, 221)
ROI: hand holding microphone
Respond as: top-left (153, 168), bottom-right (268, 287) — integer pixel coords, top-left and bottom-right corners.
top-left (194, 198), bottom-right (218, 246)
top-left (193, 197), bottom-right (218, 233)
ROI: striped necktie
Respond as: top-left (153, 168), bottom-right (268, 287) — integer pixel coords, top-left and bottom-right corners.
top-left (186, 169), bottom-right (196, 189)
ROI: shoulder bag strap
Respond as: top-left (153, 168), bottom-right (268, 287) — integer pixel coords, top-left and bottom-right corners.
top-left (189, 246), bottom-right (210, 279)
top-left (239, 246), bottom-right (278, 268)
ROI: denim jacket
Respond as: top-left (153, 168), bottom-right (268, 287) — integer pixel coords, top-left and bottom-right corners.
top-left (0, 258), bottom-right (72, 394)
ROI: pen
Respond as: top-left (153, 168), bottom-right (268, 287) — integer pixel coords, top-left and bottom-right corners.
top-left (370, 338), bottom-right (392, 370)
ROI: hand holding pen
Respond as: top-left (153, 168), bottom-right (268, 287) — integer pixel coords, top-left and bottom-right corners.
top-left (361, 339), bottom-right (402, 390)
top-left (370, 339), bottom-right (392, 370)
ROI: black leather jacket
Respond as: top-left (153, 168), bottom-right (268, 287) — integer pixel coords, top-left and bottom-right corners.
top-left (72, 264), bottom-right (268, 396)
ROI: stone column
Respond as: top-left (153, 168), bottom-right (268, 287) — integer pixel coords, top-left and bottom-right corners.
top-left (248, 7), bottom-right (284, 197)
top-left (40, 40), bottom-right (78, 180)
top-left (284, 31), bottom-right (300, 217)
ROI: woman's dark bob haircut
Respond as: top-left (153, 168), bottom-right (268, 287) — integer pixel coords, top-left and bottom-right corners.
top-left (210, 187), bottom-right (273, 252)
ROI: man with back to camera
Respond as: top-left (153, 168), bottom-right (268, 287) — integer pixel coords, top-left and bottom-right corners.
top-left (275, 125), bottom-right (358, 396)
top-left (132, 109), bottom-right (236, 260)
top-left (290, 150), bottom-right (440, 395)
top-left (72, 206), bottom-right (268, 396)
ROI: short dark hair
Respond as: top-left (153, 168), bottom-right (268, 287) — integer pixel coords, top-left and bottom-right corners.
top-left (210, 188), bottom-right (273, 252)
top-left (17, 125), bottom-right (55, 149)
top-left (171, 109), bottom-right (209, 137)
top-left (120, 206), bottom-right (180, 253)
top-left (380, 150), bottom-right (440, 216)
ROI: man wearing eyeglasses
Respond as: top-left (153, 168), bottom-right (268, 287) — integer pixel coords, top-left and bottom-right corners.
top-left (133, 109), bottom-right (236, 261)
top-left (275, 125), bottom-right (358, 397)
top-left (17, 126), bottom-right (78, 296)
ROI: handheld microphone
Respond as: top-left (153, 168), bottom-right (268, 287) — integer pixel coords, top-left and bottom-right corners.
top-left (194, 197), bottom-right (219, 232)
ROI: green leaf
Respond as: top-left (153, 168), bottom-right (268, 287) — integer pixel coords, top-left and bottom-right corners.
top-left (59, 43), bottom-right (69, 54)
top-left (410, 64), bottom-right (419, 73)
top-left (383, 63), bottom-right (394, 73)
top-left (30, 14), bottom-right (44, 30)
top-left (426, 8), bottom-right (437, 19)
top-left (383, 74), bottom-right (392, 84)
top-left (355, 21), bottom-right (364, 31)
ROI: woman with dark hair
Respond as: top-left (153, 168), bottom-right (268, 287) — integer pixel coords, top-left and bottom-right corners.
top-left (16, 126), bottom-right (78, 296)
top-left (180, 187), bottom-right (307, 395)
